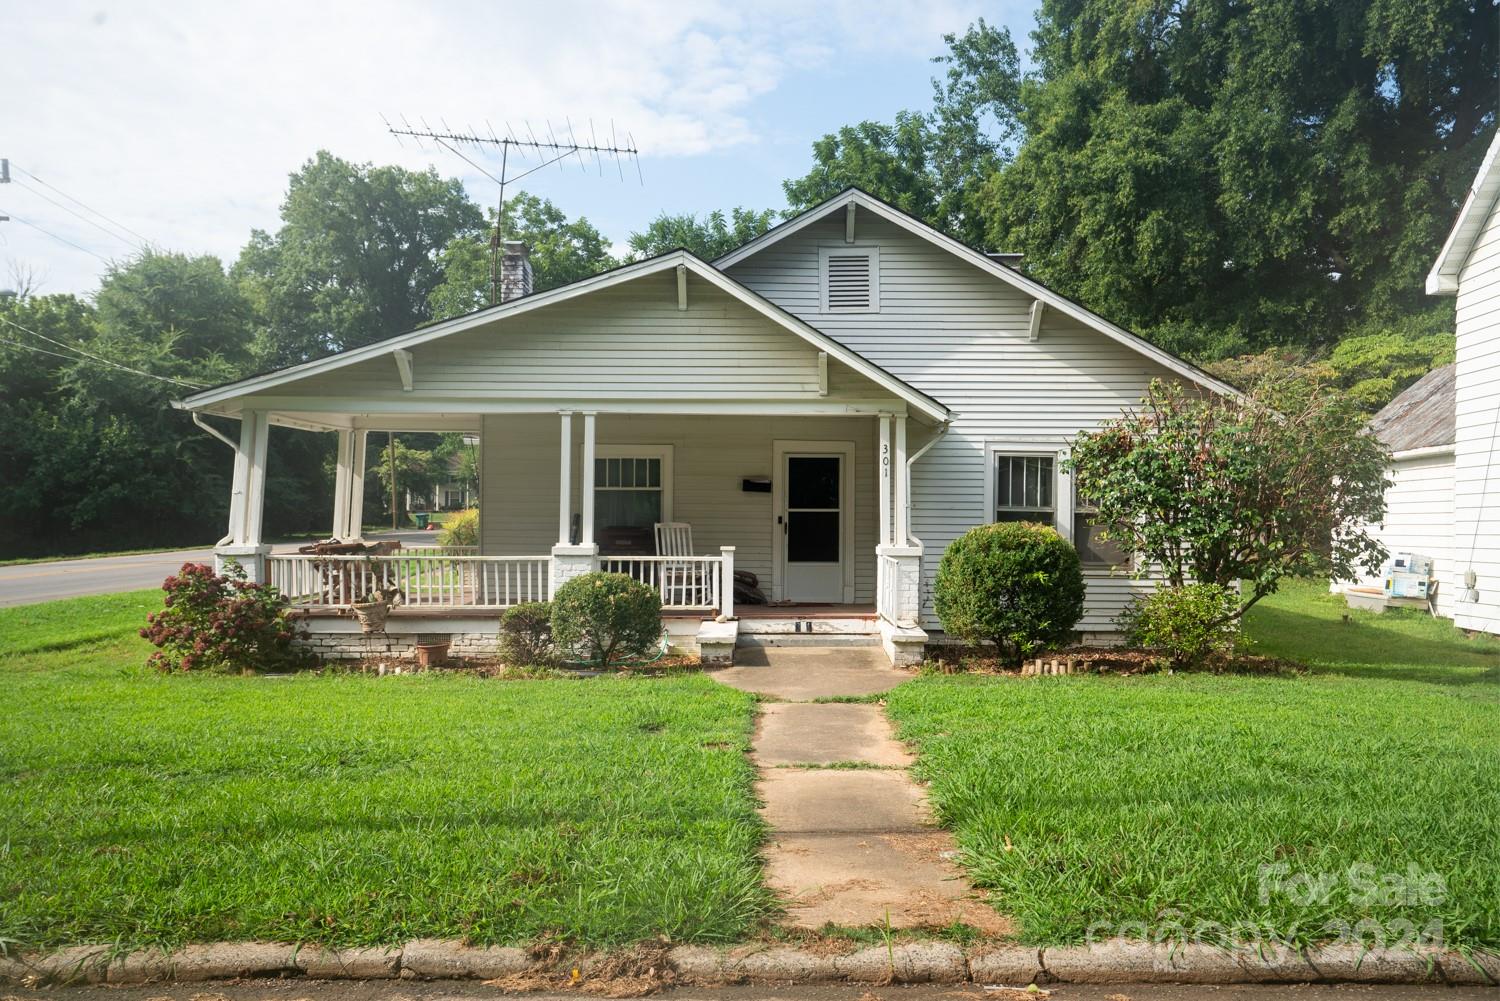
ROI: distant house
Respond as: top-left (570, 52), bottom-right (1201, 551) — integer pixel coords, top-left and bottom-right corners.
top-left (1421, 129), bottom-right (1500, 634)
top-left (1346, 129), bottom-right (1500, 632)
top-left (1339, 363), bottom-right (1456, 616)
top-left (176, 188), bottom-right (1236, 663)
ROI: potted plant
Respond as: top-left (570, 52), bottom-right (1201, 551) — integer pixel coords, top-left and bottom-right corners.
top-left (350, 584), bottom-right (403, 634)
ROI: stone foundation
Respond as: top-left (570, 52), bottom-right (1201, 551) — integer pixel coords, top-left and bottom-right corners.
top-left (297, 631), bottom-right (500, 662)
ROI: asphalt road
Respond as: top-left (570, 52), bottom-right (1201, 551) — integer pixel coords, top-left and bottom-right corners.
top-left (0, 532), bottom-right (436, 607)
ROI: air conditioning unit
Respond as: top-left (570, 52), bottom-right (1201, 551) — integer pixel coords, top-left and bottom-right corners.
top-left (1385, 572), bottom-right (1430, 600)
top-left (1390, 552), bottom-right (1434, 577)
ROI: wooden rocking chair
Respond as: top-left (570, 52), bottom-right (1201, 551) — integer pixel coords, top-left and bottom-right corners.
top-left (653, 522), bottom-right (707, 607)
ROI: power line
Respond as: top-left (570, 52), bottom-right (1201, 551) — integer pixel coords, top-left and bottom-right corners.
top-left (0, 208), bottom-right (113, 265)
top-left (0, 314), bottom-right (203, 388)
top-left (11, 177), bottom-right (144, 251)
top-left (8, 162), bottom-right (152, 246)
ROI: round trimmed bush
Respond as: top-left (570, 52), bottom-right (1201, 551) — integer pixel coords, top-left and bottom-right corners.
top-left (500, 600), bottom-right (554, 666)
top-left (933, 522), bottom-right (1085, 666)
top-left (550, 572), bottom-right (662, 667)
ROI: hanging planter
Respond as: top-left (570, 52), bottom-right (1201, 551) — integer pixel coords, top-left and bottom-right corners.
top-left (350, 584), bottom-right (404, 635)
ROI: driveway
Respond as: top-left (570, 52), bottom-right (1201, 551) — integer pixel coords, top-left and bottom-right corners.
top-left (0, 532), bottom-right (436, 607)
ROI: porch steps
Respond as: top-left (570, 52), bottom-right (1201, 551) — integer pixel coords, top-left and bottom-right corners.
top-left (736, 633), bottom-right (881, 649)
top-left (735, 614), bottom-right (882, 649)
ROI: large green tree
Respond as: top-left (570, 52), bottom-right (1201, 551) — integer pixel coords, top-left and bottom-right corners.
top-left (627, 206), bottom-right (779, 260)
top-left (236, 151), bottom-right (484, 366)
top-left (981, 0), bottom-right (1498, 359)
top-left (782, 19), bottom-right (1022, 247)
top-left (427, 192), bottom-right (614, 320)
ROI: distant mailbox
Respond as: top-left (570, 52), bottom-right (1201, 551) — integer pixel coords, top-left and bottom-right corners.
top-left (742, 477), bottom-right (771, 493)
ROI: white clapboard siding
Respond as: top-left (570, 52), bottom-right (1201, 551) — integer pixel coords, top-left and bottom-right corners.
top-left (264, 270), bottom-right (889, 404)
top-left (1451, 195), bottom-right (1500, 634)
top-left (728, 212), bottom-right (1183, 631)
top-left (481, 413), bottom-right (878, 602)
top-left (1342, 451), bottom-right (1457, 619)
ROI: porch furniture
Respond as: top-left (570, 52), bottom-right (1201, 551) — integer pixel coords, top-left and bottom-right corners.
top-left (654, 522), bottom-right (710, 607)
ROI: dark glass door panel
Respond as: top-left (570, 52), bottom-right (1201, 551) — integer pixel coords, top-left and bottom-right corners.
top-left (787, 511), bottom-right (839, 562)
top-left (788, 457), bottom-right (840, 509)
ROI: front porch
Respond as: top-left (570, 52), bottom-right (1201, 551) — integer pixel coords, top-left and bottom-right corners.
top-left (216, 407), bottom-right (932, 666)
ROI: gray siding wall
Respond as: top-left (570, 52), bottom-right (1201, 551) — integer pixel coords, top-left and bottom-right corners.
top-left (728, 213), bottom-right (1174, 631)
top-left (480, 413), bottom-right (878, 602)
top-left (1453, 198), bottom-right (1500, 633)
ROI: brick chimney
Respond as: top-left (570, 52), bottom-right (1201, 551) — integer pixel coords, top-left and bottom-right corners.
top-left (500, 240), bottom-right (534, 303)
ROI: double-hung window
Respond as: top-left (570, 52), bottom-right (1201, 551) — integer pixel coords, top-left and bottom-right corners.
top-left (992, 453), bottom-right (1056, 525)
top-left (985, 441), bottom-right (1131, 569)
top-left (593, 446), bottom-right (672, 534)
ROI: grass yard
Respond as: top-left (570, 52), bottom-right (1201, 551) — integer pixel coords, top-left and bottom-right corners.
top-left (886, 581), bottom-right (1500, 949)
top-left (0, 590), bottom-right (770, 951)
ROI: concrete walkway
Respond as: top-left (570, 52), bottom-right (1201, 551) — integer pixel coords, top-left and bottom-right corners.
top-left (715, 646), bottom-right (1007, 934)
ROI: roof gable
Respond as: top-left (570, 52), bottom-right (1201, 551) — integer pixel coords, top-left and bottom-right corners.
top-left (716, 188), bottom-right (1240, 398)
top-left (1427, 130), bottom-right (1500, 295)
top-left (180, 251), bottom-right (949, 422)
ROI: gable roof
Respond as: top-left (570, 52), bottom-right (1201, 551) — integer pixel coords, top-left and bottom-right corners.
top-left (1427, 130), bottom-right (1500, 295)
top-left (1368, 363), bottom-right (1455, 454)
top-left (716, 187), bottom-right (1241, 398)
top-left (178, 250), bottom-right (950, 423)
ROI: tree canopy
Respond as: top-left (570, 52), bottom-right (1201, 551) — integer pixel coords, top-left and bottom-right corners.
top-left (627, 207), bottom-right (779, 261)
top-left (780, 1), bottom-right (1497, 403)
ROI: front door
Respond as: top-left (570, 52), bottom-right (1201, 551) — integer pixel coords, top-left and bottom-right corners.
top-left (781, 453), bottom-right (844, 602)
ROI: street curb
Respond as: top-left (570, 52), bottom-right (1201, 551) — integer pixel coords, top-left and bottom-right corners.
top-left (1, 938), bottom-right (1495, 987)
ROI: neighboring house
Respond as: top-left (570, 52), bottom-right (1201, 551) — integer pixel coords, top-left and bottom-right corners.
top-left (1336, 364), bottom-right (1456, 617)
top-left (408, 446), bottom-right (478, 512)
top-left (1425, 129), bottom-right (1500, 635)
top-left (178, 189), bottom-right (1236, 664)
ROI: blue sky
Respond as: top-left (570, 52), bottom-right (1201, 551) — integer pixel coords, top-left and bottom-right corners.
top-left (3, 1), bottom-right (1038, 296)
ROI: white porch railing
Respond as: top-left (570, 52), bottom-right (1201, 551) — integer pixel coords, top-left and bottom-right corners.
top-left (269, 553), bottom-right (550, 610)
top-left (600, 554), bottom-right (725, 611)
top-left (877, 552), bottom-right (900, 622)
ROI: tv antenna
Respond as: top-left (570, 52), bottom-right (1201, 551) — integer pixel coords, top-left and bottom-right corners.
top-left (386, 116), bottom-right (641, 305)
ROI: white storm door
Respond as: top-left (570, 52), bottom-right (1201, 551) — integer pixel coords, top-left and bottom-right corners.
top-left (780, 452), bottom-right (845, 602)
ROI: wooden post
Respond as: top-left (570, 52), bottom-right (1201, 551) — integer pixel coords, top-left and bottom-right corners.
top-left (557, 412), bottom-right (573, 546)
top-left (720, 546), bottom-right (736, 620)
top-left (878, 415), bottom-right (893, 547)
top-left (389, 431), bottom-right (398, 531)
top-left (581, 413), bottom-right (596, 547)
top-left (894, 415), bottom-right (908, 546)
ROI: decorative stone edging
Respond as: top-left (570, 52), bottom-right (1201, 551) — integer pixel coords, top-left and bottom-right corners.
top-left (1, 938), bottom-right (1495, 987)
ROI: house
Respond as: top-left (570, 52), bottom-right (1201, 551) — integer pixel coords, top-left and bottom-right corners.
top-left (1346, 129), bottom-right (1500, 633)
top-left (1336, 363), bottom-right (1456, 615)
top-left (177, 189), bottom-right (1237, 664)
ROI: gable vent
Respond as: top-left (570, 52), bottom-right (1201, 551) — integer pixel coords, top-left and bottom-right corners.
top-left (820, 246), bottom-right (880, 312)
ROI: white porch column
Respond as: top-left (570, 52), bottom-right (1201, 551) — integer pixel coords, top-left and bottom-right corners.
top-left (878, 414), bottom-right (893, 547)
top-left (894, 415), bottom-right (909, 546)
top-left (216, 409), bottom-right (273, 583)
top-left (557, 411), bottom-right (573, 546)
top-left (718, 545), bottom-right (736, 621)
top-left (331, 428), bottom-right (367, 541)
top-left (550, 410), bottom-right (597, 595)
top-left (581, 412), bottom-right (596, 547)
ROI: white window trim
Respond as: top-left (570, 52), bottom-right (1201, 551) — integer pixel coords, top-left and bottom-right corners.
top-left (818, 244), bottom-right (881, 313)
top-left (983, 440), bottom-right (1073, 540)
top-left (593, 444), bottom-right (674, 523)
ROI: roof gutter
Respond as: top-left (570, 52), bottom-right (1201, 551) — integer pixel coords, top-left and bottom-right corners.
top-left (903, 421), bottom-right (950, 549)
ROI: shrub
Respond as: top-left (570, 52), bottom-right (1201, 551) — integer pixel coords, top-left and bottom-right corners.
top-left (933, 522), bottom-right (1085, 667)
top-left (140, 561), bottom-right (314, 673)
top-left (500, 601), bottom-right (555, 666)
top-left (438, 507), bottom-right (479, 547)
top-left (550, 572), bottom-right (662, 667)
top-left (1120, 583), bottom-right (1241, 670)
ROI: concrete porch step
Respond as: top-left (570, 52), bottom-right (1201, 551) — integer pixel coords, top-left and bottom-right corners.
top-left (736, 634), bottom-right (881, 648)
top-left (737, 615), bottom-right (881, 636)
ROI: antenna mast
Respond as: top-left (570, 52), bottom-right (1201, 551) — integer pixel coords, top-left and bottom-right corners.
top-left (386, 118), bottom-right (641, 305)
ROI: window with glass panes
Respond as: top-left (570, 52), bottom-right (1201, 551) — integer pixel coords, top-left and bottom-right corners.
top-left (993, 454), bottom-right (1056, 525)
top-left (594, 456), bottom-right (662, 532)
top-left (1073, 489), bottom-right (1130, 568)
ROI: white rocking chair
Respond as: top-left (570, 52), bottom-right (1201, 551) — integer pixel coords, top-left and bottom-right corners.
top-left (654, 522), bottom-right (705, 607)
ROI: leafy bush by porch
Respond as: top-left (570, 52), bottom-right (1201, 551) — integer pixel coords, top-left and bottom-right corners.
top-left (0, 592), bottom-right (769, 950)
top-left (551, 572), bottom-right (662, 667)
top-left (437, 507), bottom-right (479, 547)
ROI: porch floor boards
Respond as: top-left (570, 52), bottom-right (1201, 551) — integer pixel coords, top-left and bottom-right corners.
top-left (664, 603), bottom-right (877, 620)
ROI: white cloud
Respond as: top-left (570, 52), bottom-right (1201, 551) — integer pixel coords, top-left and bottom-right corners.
top-left (1, 0), bottom-right (988, 294)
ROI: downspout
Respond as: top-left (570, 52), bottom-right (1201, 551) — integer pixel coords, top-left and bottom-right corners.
top-left (192, 411), bottom-right (240, 547)
top-left (903, 421), bottom-right (950, 548)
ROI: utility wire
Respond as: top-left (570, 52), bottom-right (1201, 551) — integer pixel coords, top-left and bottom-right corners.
top-left (9, 162), bottom-right (152, 246)
top-left (12, 177), bottom-right (145, 251)
top-left (0, 314), bottom-right (203, 388)
top-left (0, 208), bottom-right (113, 265)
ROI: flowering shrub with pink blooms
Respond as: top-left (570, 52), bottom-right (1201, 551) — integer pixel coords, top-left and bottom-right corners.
top-left (140, 561), bottom-right (315, 673)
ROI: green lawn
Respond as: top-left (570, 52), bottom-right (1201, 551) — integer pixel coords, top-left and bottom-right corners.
top-left (886, 581), bottom-right (1500, 949)
top-left (0, 591), bottom-right (770, 950)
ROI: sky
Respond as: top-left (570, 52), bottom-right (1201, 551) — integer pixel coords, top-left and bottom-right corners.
top-left (1, 0), bottom-right (1038, 296)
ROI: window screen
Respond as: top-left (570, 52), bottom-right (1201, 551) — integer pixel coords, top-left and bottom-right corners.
top-left (993, 454), bottom-right (1055, 525)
